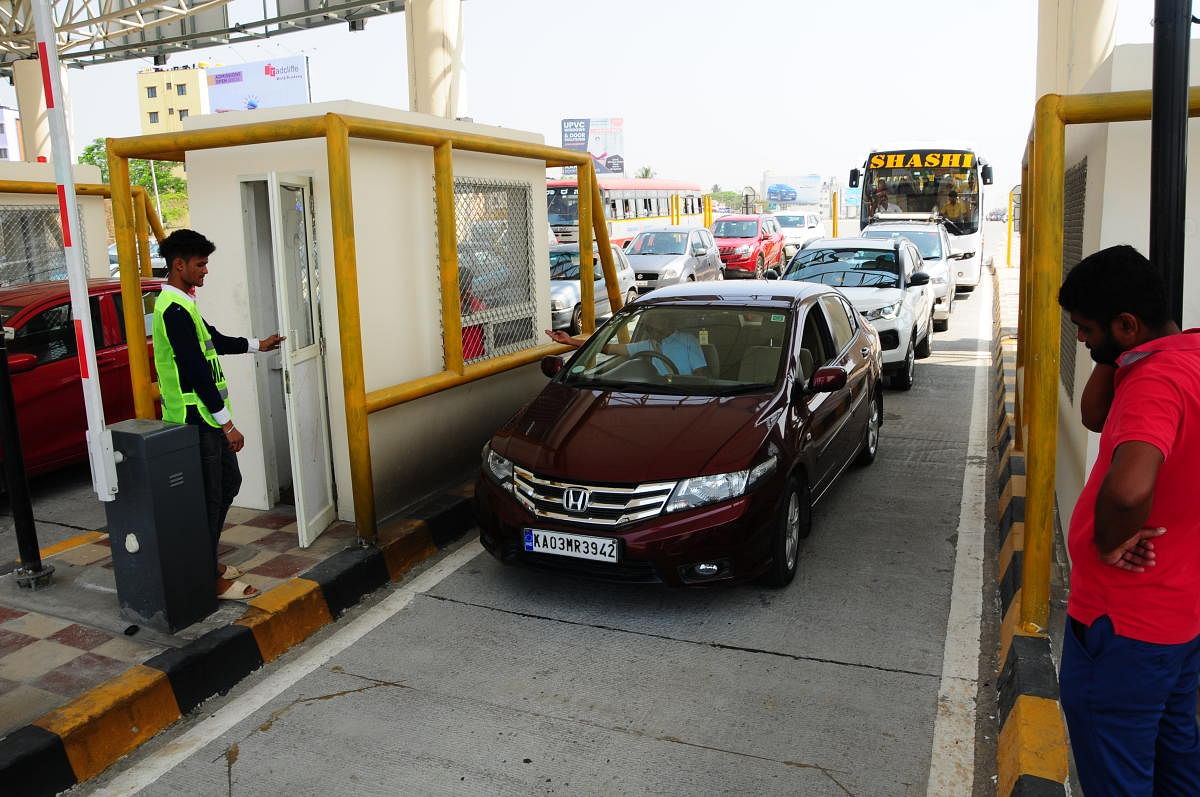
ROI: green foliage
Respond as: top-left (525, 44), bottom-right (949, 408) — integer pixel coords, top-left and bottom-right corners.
top-left (158, 191), bottom-right (190, 229)
top-left (78, 137), bottom-right (186, 193)
top-left (634, 166), bottom-right (655, 179)
top-left (710, 190), bottom-right (743, 209)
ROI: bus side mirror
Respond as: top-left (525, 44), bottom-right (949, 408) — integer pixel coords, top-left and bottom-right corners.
top-left (849, 169), bottom-right (860, 189)
top-left (981, 165), bottom-right (994, 185)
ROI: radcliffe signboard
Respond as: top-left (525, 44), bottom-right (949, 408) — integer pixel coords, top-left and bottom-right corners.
top-left (561, 118), bottom-right (625, 177)
top-left (206, 55), bottom-right (312, 113)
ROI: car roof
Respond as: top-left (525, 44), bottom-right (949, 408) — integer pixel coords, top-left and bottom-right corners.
top-left (635, 225), bottom-right (697, 234)
top-left (0, 278), bottom-right (161, 307)
top-left (801, 237), bottom-right (898, 251)
top-left (714, 215), bottom-right (763, 222)
top-left (638, 279), bottom-right (827, 307)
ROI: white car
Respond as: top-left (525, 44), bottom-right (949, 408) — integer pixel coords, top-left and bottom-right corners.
top-left (860, 220), bottom-right (960, 331)
top-left (772, 211), bottom-right (827, 258)
top-left (771, 237), bottom-right (933, 390)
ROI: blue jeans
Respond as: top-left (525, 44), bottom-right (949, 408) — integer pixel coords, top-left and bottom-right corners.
top-left (1060, 615), bottom-right (1200, 796)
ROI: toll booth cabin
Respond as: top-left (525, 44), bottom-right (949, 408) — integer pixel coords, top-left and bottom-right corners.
top-left (182, 101), bottom-right (552, 546)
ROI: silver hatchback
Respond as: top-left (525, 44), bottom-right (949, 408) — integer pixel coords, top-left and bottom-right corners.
top-left (626, 227), bottom-right (723, 294)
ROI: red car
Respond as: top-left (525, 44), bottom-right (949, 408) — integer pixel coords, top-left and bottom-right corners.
top-left (712, 215), bottom-right (786, 278)
top-left (476, 280), bottom-right (883, 587)
top-left (1, 278), bottom-right (161, 477)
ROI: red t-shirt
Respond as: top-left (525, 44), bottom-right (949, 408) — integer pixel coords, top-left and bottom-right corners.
top-left (1067, 330), bottom-right (1200, 644)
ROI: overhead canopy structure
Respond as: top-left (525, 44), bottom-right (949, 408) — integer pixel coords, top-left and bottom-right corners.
top-left (0, 0), bottom-right (406, 70)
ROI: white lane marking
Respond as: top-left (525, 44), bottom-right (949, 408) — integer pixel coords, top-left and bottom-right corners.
top-left (925, 281), bottom-right (991, 795)
top-left (92, 540), bottom-right (485, 797)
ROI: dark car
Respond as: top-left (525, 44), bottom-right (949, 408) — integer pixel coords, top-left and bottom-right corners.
top-left (1, 278), bottom-right (161, 477)
top-left (475, 280), bottom-right (883, 588)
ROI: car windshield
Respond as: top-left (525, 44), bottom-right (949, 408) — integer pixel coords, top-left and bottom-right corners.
top-left (774, 215), bottom-right (805, 227)
top-left (863, 229), bottom-right (942, 259)
top-left (628, 232), bottom-right (687, 256)
top-left (782, 248), bottom-right (900, 289)
top-left (712, 220), bottom-right (758, 238)
top-left (561, 304), bottom-right (791, 396)
top-left (546, 187), bottom-right (579, 225)
top-left (548, 249), bottom-right (597, 280)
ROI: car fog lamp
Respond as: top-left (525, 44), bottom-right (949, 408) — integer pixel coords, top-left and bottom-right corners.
top-left (695, 562), bottom-right (720, 576)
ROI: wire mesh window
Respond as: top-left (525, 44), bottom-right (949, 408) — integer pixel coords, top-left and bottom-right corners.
top-left (0, 204), bottom-right (88, 288)
top-left (1060, 158), bottom-right (1087, 401)
top-left (446, 178), bottom-right (537, 365)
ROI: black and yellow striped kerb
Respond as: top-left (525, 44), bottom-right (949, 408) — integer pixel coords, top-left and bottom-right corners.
top-left (0, 484), bottom-right (477, 796)
top-left (991, 275), bottom-right (1069, 796)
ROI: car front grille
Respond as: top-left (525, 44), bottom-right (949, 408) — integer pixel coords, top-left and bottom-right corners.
top-left (879, 330), bottom-right (900, 350)
top-left (635, 272), bottom-right (658, 282)
top-left (513, 467), bottom-right (677, 527)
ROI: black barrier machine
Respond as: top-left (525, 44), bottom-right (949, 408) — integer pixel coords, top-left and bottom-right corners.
top-left (105, 419), bottom-right (216, 632)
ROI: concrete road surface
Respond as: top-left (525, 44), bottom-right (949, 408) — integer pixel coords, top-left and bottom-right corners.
top-left (86, 267), bottom-right (997, 797)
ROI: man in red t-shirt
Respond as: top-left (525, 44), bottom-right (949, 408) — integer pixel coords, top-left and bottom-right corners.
top-left (1057, 244), bottom-right (1200, 794)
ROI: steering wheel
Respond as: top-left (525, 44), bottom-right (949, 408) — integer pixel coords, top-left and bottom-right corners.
top-left (631, 349), bottom-right (679, 375)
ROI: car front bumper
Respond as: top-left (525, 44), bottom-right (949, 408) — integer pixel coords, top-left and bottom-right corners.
top-left (551, 307), bottom-right (574, 329)
top-left (475, 474), bottom-right (781, 587)
top-left (633, 272), bottom-right (684, 294)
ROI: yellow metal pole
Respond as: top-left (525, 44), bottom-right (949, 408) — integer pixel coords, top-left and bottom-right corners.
top-left (107, 149), bottom-right (155, 420)
top-left (1021, 95), bottom-right (1065, 634)
top-left (1006, 189), bottom-right (1015, 267)
top-left (134, 190), bottom-right (153, 279)
top-left (832, 192), bottom-right (839, 238)
top-left (1015, 156), bottom-right (1030, 452)
top-left (703, 194), bottom-right (713, 228)
top-left (137, 187), bottom-right (168, 242)
top-left (591, 176), bottom-right (622, 311)
top-left (324, 115), bottom-right (377, 543)
top-left (578, 165), bottom-right (595, 334)
top-left (434, 141), bottom-right (465, 375)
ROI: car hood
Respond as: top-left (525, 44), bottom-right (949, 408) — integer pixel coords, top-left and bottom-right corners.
top-left (838, 286), bottom-right (904, 313)
top-left (493, 382), bottom-right (775, 483)
top-left (714, 237), bottom-right (757, 248)
top-left (549, 280), bottom-right (582, 298)
top-left (920, 258), bottom-right (950, 277)
top-left (625, 254), bottom-right (686, 272)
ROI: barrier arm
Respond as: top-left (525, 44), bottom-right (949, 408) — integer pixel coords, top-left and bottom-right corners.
top-left (590, 166), bottom-right (623, 312)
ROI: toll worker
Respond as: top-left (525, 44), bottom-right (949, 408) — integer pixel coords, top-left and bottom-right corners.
top-left (1057, 244), bottom-right (1200, 793)
top-left (153, 229), bottom-right (285, 602)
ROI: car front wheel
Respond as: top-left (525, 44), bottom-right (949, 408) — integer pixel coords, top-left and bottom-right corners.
top-left (570, 305), bottom-right (582, 335)
top-left (762, 476), bottom-right (810, 588)
top-left (755, 255), bottom-right (765, 278)
top-left (856, 389), bottom-right (881, 466)
top-left (891, 337), bottom-right (915, 391)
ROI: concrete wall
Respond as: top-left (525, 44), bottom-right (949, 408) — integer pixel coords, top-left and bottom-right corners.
top-left (1036, 0), bottom-right (1116, 96)
top-left (0, 161), bottom-right (110, 279)
top-left (185, 101), bottom-right (550, 524)
top-left (1056, 41), bottom-right (1200, 519)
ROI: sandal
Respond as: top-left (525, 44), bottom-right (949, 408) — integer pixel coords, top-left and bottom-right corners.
top-left (216, 579), bottom-right (260, 601)
top-left (219, 564), bottom-right (245, 580)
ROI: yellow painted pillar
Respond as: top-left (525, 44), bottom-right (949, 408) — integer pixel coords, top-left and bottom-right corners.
top-left (577, 165), bottom-right (595, 333)
top-left (703, 195), bottom-right (713, 228)
top-left (590, 175), bottom-right (623, 310)
top-left (831, 192), bottom-right (839, 238)
top-left (134, 191), bottom-right (153, 279)
top-left (107, 147), bottom-right (154, 420)
top-left (434, 141), bottom-right (464, 374)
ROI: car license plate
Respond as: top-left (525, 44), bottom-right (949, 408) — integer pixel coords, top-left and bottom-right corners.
top-left (523, 529), bottom-right (619, 563)
top-left (635, 280), bottom-right (649, 287)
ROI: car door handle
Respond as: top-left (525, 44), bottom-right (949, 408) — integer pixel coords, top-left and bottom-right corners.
top-left (860, 347), bottom-right (870, 357)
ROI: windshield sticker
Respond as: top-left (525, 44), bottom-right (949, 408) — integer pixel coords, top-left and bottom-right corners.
top-left (698, 330), bottom-right (709, 345)
top-left (869, 152), bottom-right (974, 169)
top-left (571, 365), bottom-right (584, 373)
top-left (771, 314), bottom-right (785, 322)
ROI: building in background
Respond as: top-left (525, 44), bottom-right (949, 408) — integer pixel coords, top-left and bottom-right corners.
top-left (206, 56), bottom-right (312, 114)
top-left (0, 107), bottom-right (22, 161)
top-left (560, 118), bottom-right (624, 177)
top-left (136, 65), bottom-right (209, 134)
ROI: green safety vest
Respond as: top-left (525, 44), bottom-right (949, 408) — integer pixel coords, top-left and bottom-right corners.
top-left (152, 290), bottom-right (230, 428)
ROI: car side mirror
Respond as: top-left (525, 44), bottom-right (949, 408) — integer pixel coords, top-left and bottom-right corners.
top-left (849, 168), bottom-right (861, 188)
top-left (7, 352), bottom-right (37, 374)
top-left (764, 268), bottom-right (780, 280)
top-left (808, 366), bottom-right (847, 393)
top-left (908, 271), bottom-right (931, 287)
top-left (540, 355), bottom-right (564, 378)
top-left (693, 246), bottom-right (708, 257)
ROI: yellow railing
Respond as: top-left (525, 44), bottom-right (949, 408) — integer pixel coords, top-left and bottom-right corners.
top-left (105, 113), bottom-right (624, 543)
top-left (1018, 87), bottom-right (1200, 633)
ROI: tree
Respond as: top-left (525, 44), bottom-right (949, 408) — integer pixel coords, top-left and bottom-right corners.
top-left (635, 166), bottom-right (655, 179)
top-left (711, 183), bottom-right (721, 194)
top-left (78, 137), bottom-right (186, 193)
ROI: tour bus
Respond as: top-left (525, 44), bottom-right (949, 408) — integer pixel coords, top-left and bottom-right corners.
top-left (849, 143), bottom-right (994, 290)
top-left (546, 177), bottom-right (705, 245)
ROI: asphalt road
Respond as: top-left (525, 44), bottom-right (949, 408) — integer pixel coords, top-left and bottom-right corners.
top-left (85, 238), bottom-right (1000, 796)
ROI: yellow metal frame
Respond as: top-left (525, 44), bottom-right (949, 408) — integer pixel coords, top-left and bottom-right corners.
top-left (1019, 87), bottom-right (1200, 632)
top-left (105, 113), bottom-right (625, 542)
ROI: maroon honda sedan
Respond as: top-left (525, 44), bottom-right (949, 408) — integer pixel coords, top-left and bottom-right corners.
top-left (475, 280), bottom-right (883, 588)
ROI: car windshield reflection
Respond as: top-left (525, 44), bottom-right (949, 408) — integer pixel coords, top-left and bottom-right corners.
top-left (561, 305), bottom-right (789, 396)
top-left (782, 248), bottom-right (900, 289)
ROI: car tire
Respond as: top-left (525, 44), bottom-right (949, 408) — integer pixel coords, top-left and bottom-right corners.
top-left (891, 337), bottom-right (915, 391)
top-left (762, 475), bottom-right (810, 588)
top-left (570, 305), bottom-right (582, 336)
top-left (915, 325), bottom-right (932, 359)
top-left (755, 255), bottom-right (765, 278)
top-left (933, 316), bottom-right (949, 332)
top-left (855, 389), bottom-right (882, 466)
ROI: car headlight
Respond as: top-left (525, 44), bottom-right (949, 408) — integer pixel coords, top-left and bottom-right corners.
top-left (665, 456), bottom-right (776, 513)
top-left (734, 245), bottom-right (752, 256)
top-left (864, 302), bottom-right (901, 321)
top-left (660, 265), bottom-right (680, 280)
top-left (482, 445), bottom-right (514, 491)
top-left (931, 276), bottom-right (946, 285)
top-left (550, 297), bottom-right (569, 311)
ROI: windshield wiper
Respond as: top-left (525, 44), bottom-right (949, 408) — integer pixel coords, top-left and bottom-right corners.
top-left (567, 378), bottom-right (690, 394)
top-left (711, 382), bottom-right (775, 395)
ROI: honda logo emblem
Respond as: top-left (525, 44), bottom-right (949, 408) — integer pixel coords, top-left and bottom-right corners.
top-left (562, 487), bottom-right (590, 514)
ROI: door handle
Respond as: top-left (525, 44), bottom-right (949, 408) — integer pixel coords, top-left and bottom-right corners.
top-left (860, 347), bottom-right (870, 357)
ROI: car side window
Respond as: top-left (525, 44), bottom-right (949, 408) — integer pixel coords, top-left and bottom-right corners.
top-left (11, 298), bottom-right (103, 365)
top-left (799, 304), bottom-right (834, 368)
top-left (839, 296), bottom-right (859, 332)
top-left (820, 296), bottom-right (855, 354)
top-left (111, 290), bottom-right (159, 344)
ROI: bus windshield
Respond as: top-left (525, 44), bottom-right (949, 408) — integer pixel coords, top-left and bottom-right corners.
top-left (547, 187), bottom-right (579, 225)
top-left (861, 152), bottom-right (980, 235)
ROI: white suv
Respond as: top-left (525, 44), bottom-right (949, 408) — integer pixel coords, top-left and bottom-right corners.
top-left (773, 211), bottom-right (827, 259)
top-left (770, 237), bottom-right (933, 390)
top-left (860, 220), bottom-right (959, 331)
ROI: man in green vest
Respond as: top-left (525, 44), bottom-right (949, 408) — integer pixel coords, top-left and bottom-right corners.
top-left (153, 229), bottom-right (284, 601)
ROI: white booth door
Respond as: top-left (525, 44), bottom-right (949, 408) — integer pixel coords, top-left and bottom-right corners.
top-left (267, 174), bottom-right (336, 547)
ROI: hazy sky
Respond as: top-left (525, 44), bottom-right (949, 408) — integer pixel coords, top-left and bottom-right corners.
top-left (0, 0), bottom-right (1172, 207)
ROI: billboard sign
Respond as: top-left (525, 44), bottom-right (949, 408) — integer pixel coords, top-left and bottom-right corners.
top-left (561, 118), bottom-right (625, 177)
top-left (761, 173), bottom-right (822, 206)
top-left (206, 55), bottom-right (311, 113)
